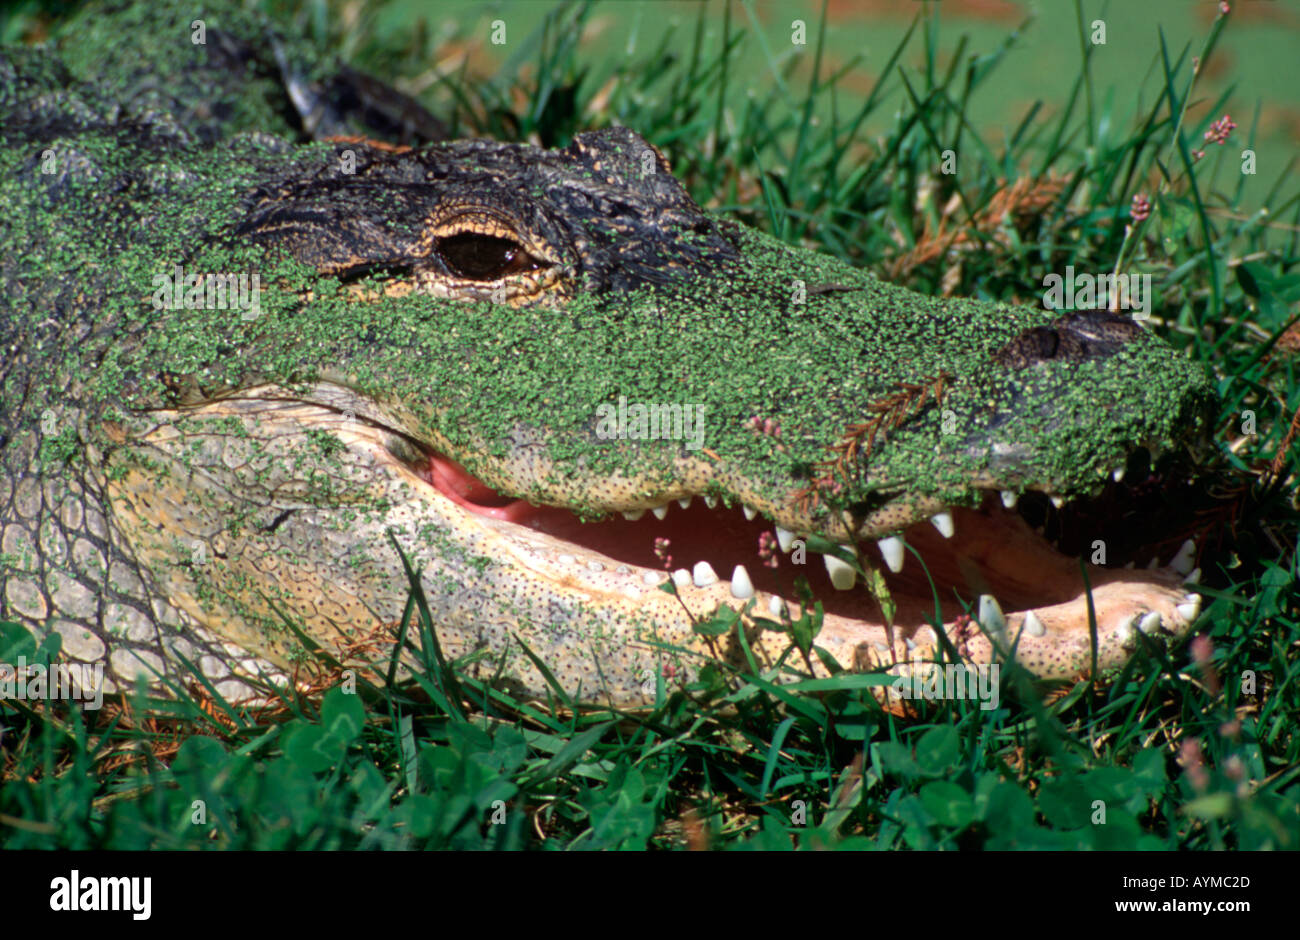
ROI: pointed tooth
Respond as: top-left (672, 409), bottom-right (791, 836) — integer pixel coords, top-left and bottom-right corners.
top-left (677, 496), bottom-right (693, 510)
top-left (877, 536), bottom-right (904, 573)
top-left (742, 504), bottom-right (757, 521)
top-left (768, 596), bottom-right (785, 617)
top-left (729, 564), bottom-right (755, 599)
top-left (651, 505), bottom-right (669, 520)
top-left (671, 568), bottom-right (691, 587)
top-left (930, 511), bottom-right (955, 539)
top-left (774, 526), bottom-right (796, 553)
top-left (1184, 567), bottom-right (1201, 585)
top-left (1050, 495), bottom-right (1065, 509)
top-left (1000, 490), bottom-right (1018, 509)
top-left (1115, 614), bottom-right (1137, 644)
top-left (1176, 594), bottom-right (1202, 622)
top-left (1022, 609), bottom-right (1045, 637)
top-left (703, 495), bottom-right (718, 509)
top-left (978, 595), bottom-right (1006, 634)
top-left (823, 553), bottom-right (857, 590)
top-left (1147, 556), bottom-right (1160, 570)
top-left (1113, 465), bottom-right (1126, 482)
top-left (692, 561), bottom-right (718, 587)
top-left (1139, 611), bottom-right (1162, 635)
top-left (1170, 538), bottom-right (1196, 576)
top-left (621, 509), bottom-right (646, 521)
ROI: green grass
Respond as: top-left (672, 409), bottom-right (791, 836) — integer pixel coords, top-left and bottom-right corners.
top-left (2, 0), bottom-right (1298, 850)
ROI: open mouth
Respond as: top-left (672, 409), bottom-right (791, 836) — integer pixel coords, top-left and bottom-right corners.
top-left (128, 384), bottom-right (1204, 692)
top-left (418, 444), bottom-right (1204, 678)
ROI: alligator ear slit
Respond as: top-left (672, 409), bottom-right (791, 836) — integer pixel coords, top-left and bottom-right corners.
top-left (332, 261), bottom-right (419, 282)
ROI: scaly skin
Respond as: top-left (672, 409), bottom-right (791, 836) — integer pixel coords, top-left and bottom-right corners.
top-left (0, 1), bottom-right (1215, 707)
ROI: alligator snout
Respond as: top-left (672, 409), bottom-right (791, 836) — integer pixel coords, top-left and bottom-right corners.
top-left (993, 310), bottom-right (1145, 368)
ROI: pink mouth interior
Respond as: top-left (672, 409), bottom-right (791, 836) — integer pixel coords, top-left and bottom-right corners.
top-left (424, 453), bottom-right (1075, 625)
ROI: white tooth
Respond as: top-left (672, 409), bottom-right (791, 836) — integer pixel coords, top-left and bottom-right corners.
top-left (742, 504), bottom-right (757, 521)
top-left (1184, 567), bottom-right (1201, 585)
top-left (1000, 490), bottom-right (1018, 509)
top-left (692, 561), bottom-right (718, 587)
top-left (1113, 465), bottom-right (1126, 482)
top-left (930, 511), bottom-right (955, 538)
top-left (1050, 495), bottom-right (1065, 509)
top-left (677, 496), bottom-right (693, 510)
top-left (978, 595), bottom-right (1006, 634)
top-left (1170, 539), bottom-right (1196, 576)
top-left (621, 509), bottom-right (646, 521)
top-left (558, 554), bottom-right (576, 565)
top-left (1022, 609), bottom-right (1045, 637)
top-left (730, 565), bottom-right (754, 599)
top-left (587, 561), bottom-right (604, 572)
top-left (652, 505), bottom-right (669, 520)
top-left (1115, 615), bottom-right (1136, 644)
top-left (1139, 611), bottom-right (1162, 635)
top-left (768, 596), bottom-right (785, 617)
top-left (671, 568), bottom-right (691, 587)
top-left (1147, 556), bottom-right (1160, 570)
top-left (642, 571), bottom-right (662, 585)
top-left (775, 526), bottom-right (795, 552)
top-left (823, 553), bottom-right (857, 590)
top-left (877, 536), bottom-right (904, 573)
top-left (1176, 594), bottom-right (1201, 622)
top-left (703, 495), bottom-right (718, 509)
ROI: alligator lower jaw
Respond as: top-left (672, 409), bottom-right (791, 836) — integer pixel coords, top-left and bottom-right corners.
top-left (419, 451), bottom-right (1202, 683)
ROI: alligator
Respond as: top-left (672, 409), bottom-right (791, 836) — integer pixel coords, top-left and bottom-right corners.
top-left (0, 0), bottom-right (1215, 710)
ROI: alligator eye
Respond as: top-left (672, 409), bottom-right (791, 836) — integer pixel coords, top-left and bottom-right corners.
top-left (437, 232), bottom-right (543, 281)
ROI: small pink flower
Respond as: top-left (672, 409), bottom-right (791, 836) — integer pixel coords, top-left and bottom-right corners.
top-left (1219, 2), bottom-right (1230, 16)
top-left (1224, 755), bottom-right (1245, 781)
top-left (654, 536), bottom-right (672, 568)
top-left (1179, 738), bottom-right (1209, 792)
top-left (757, 531), bottom-right (780, 568)
top-left (1204, 114), bottom-right (1236, 145)
top-left (1191, 634), bottom-right (1220, 695)
top-left (1130, 193), bottom-right (1151, 223)
top-left (1192, 149), bottom-right (1206, 162)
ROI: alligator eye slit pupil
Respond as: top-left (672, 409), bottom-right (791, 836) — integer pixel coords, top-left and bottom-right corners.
top-left (437, 232), bottom-right (539, 280)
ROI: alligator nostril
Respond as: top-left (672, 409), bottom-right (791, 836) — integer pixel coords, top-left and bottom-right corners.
top-left (1054, 310), bottom-right (1144, 345)
top-left (995, 311), bottom-right (1143, 368)
top-left (993, 326), bottom-right (1060, 368)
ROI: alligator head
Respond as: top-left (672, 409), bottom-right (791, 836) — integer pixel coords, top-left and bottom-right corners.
top-left (0, 33), bottom-right (1214, 707)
